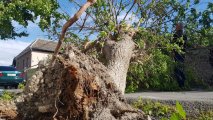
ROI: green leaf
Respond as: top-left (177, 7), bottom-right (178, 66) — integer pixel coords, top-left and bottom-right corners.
top-left (176, 101), bottom-right (186, 119)
top-left (99, 31), bottom-right (107, 38)
top-left (170, 113), bottom-right (180, 120)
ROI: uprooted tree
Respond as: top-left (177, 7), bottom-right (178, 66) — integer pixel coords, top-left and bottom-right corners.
top-left (1, 0), bottom-right (212, 92)
top-left (14, 0), bottom-right (145, 119)
top-left (0, 0), bottom-right (212, 119)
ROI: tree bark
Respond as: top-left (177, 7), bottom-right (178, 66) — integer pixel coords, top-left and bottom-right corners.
top-left (103, 34), bottom-right (135, 94)
top-left (15, 45), bottom-right (145, 120)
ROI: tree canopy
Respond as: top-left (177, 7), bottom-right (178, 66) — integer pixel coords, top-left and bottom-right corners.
top-left (0, 0), bottom-right (62, 39)
top-left (68, 0), bottom-right (212, 44)
top-left (1, 0), bottom-right (212, 43)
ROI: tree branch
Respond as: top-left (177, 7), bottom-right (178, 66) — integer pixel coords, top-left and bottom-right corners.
top-left (50, 0), bottom-right (97, 66)
top-left (79, 13), bottom-right (89, 32)
top-left (72, 0), bottom-right (96, 22)
top-left (122, 1), bottom-right (136, 22)
top-left (108, 0), bottom-right (117, 26)
top-left (116, 0), bottom-right (123, 24)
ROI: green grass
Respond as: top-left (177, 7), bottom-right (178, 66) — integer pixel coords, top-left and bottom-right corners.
top-left (0, 91), bottom-right (15, 101)
top-left (131, 97), bottom-right (213, 120)
top-left (18, 82), bottom-right (25, 89)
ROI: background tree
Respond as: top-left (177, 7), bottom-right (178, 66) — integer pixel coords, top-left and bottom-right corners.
top-left (0, 0), bottom-right (63, 39)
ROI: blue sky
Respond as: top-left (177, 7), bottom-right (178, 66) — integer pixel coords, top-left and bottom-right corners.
top-left (0, 0), bottom-right (212, 66)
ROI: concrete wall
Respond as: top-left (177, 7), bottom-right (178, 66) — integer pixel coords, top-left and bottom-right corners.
top-left (31, 51), bottom-right (52, 68)
top-left (185, 47), bottom-right (213, 87)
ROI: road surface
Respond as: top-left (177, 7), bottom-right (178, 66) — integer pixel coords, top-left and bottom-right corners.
top-left (0, 88), bottom-right (22, 95)
top-left (125, 91), bottom-right (213, 114)
top-left (125, 91), bottom-right (213, 102)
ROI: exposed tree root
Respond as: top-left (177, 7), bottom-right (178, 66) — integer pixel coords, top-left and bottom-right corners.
top-left (14, 45), bottom-right (145, 120)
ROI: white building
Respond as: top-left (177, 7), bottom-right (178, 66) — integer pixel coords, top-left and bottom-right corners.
top-left (14, 39), bottom-right (57, 71)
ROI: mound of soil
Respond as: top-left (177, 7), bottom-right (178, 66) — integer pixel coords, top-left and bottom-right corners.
top-left (0, 101), bottom-right (17, 120)
top-left (13, 46), bottom-right (145, 120)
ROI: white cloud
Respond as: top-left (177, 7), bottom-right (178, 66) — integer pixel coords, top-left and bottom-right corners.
top-left (0, 40), bottom-right (30, 66)
top-left (117, 11), bottom-right (139, 24)
top-left (12, 17), bottom-right (40, 29)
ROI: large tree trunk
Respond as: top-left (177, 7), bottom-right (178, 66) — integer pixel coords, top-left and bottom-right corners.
top-left (14, 45), bottom-right (145, 120)
top-left (103, 34), bottom-right (135, 94)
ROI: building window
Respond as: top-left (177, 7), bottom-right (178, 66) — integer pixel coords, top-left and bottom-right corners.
top-left (23, 60), bottom-right (25, 70)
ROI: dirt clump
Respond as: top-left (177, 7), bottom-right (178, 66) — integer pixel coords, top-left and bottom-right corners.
top-left (14, 45), bottom-right (145, 120)
top-left (0, 101), bottom-right (17, 120)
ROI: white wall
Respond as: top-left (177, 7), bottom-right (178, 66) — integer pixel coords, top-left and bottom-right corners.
top-left (31, 51), bottom-right (52, 68)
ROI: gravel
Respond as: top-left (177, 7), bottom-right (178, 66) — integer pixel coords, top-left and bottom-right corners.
top-left (125, 91), bottom-right (213, 116)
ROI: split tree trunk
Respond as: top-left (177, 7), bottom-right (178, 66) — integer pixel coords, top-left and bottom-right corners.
top-left (103, 34), bottom-right (135, 94)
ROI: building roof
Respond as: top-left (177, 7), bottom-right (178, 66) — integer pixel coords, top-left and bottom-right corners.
top-left (16, 39), bottom-right (57, 59)
top-left (31, 39), bottom-right (57, 52)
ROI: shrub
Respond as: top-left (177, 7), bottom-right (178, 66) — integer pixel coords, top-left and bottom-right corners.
top-left (18, 82), bottom-right (25, 89)
top-left (132, 97), bottom-right (176, 118)
top-left (0, 91), bottom-right (14, 101)
top-left (126, 49), bottom-right (179, 93)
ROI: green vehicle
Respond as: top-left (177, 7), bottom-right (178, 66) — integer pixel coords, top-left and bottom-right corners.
top-left (0, 66), bottom-right (24, 89)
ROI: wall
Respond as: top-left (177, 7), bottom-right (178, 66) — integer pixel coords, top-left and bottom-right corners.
top-left (16, 51), bottom-right (31, 71)
top-left (185, 47), bottom-right (213, 87)
top-left (31, 51), bottom-right (52, 68)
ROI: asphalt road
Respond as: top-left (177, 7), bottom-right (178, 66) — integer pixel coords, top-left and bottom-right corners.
top-left (0, 88), bottom-right (23, 95)
top-left (125, 91), bottom-right (213, 102)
